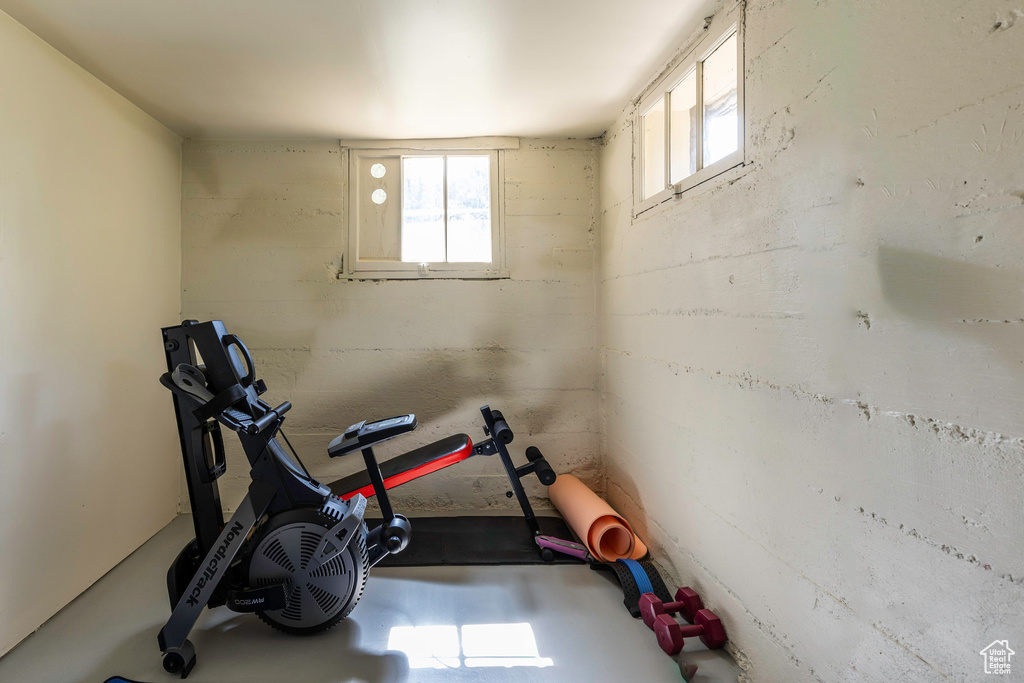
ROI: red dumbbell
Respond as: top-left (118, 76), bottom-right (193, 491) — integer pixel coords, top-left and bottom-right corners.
top-left (639, 588), bottom-right (704, 629)
top-left (653, 609), bottom-right (727, 655)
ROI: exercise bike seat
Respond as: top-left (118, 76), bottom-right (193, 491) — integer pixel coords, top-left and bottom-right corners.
top-left (329, 434), bottom-right (473, 500)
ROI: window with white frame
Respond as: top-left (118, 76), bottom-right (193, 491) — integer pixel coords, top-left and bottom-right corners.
top-left (635, 12), bottom-right (744, 213)
top-left (346, 145), bottom-right (505, 278)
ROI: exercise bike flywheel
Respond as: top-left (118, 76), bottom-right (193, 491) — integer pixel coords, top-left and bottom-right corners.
top-left (244, 508), bottom-right (368, 634)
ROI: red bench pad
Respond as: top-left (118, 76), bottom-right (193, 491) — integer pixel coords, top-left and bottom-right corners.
top-left (328, 434), bottom-right (473, 500)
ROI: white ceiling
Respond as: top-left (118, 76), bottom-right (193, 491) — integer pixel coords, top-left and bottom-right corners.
top-left (0, 0), bottom-right (714, 139)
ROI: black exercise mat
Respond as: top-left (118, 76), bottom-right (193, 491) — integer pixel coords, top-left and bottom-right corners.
top-left (365, 515), bottom-right (581, 566)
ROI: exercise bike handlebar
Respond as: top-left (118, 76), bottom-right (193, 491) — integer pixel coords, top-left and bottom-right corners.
top-left (245, 401), bottom-right (292, 435)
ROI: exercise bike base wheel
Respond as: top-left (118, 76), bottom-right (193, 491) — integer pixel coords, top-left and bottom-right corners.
top-left (162, 639), bottom-right (196, 678)
top-left (245, 509), bottom-right (369, 635)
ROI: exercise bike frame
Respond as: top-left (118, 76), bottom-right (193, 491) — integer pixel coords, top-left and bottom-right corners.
top-left (159, 319), bottom-right (558, 677)
top-left (159, 321), bottom-right (405, 676)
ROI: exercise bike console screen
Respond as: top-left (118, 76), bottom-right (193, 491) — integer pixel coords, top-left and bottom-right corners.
top-left (359, 414), bottom-right (416, 439)
top-left (329, 414), bottom-right (418, 458)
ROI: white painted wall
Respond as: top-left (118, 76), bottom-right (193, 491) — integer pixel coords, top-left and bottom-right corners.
top-left (599, 1), bottom-right (1024, 681)
top-left (0, 11), bottom-right (182, 656)
top-left (181, 139), bottom-right (600, 513)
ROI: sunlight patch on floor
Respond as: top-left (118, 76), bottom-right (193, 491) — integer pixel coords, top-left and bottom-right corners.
top-left (387, 622), bottom-right (554, 669)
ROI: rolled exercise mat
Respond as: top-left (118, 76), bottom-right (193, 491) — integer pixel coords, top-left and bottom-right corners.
top-left (547, 474), bottom-right (648, 562)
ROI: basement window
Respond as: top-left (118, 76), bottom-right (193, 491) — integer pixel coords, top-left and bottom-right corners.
top-left (635, 11), bottom-right (744, 214)
top-left (346, 144), bottom-right (507, 279)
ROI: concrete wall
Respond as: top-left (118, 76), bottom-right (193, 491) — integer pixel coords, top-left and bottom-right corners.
top-left (599, 1), bottom-right (1024, 681)
top-left (0, 11), bottom-right (182, 656)
top-left (181, 138), bottom-right (600, 512)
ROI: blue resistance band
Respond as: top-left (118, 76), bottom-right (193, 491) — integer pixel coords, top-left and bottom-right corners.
top-left (616, 558), bottom-right (654, 595)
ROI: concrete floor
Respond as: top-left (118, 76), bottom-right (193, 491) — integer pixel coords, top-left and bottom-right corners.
top-left (0, 516), bottom-right (741, 683)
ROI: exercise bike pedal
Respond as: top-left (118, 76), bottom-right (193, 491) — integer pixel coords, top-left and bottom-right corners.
top-left (162, 639), bottom-right (196, 678)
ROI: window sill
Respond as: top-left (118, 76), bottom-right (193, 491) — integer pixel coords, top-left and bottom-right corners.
top-left (633, 159), bottom-right (748, 220)
top-left (633, 152), bottom-right (744, 218)
top-left (673, 149), bottom-right (743, 194)
top-left (633, 187), bottom-right (675, 217)
top-left (341, 267), bottom-right (511, 281)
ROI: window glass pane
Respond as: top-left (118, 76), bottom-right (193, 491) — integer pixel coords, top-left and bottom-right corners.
top-left (446, 155), bottom-right (492, 263)
top-left (702, 32), bottom-right (738, 166)
top-left (402, 156), bottom-right (446, 262)
top-left (669, 70), bottom-right (698, 184)
top-left (641, 97), bottom-right (666, 199)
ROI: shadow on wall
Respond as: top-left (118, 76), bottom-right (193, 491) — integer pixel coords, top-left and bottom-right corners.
top-left (601, 455), bottom-right (652, 553)
top-left (877, 246), bottom-right (1024, 321)
top-left (225, 313), bottom-right (584, 434)
top-left (307, 321), bottom-right (587, 435)
top-left (876, 246), bottom-right (1024, 367)
top-left (315, 341), bottom-right (519, 428)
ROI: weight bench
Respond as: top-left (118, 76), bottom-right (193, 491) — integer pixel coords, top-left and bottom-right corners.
top-left (329, 433), bottom-right (474, 500)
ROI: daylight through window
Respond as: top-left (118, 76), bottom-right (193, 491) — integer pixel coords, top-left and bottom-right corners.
top-left (402, 155), bottom-right (492, 263)
top-left (347, 146), bottom-right (502, 279)
top-left (637, 17), bottom-right (743, 207)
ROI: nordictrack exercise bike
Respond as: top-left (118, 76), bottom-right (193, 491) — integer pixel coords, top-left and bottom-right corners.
top-left (157, 320), bottom-right (557, 677)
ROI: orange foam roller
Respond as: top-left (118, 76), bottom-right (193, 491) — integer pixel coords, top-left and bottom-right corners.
top-left (548, 474), bottom-right (648, 562)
